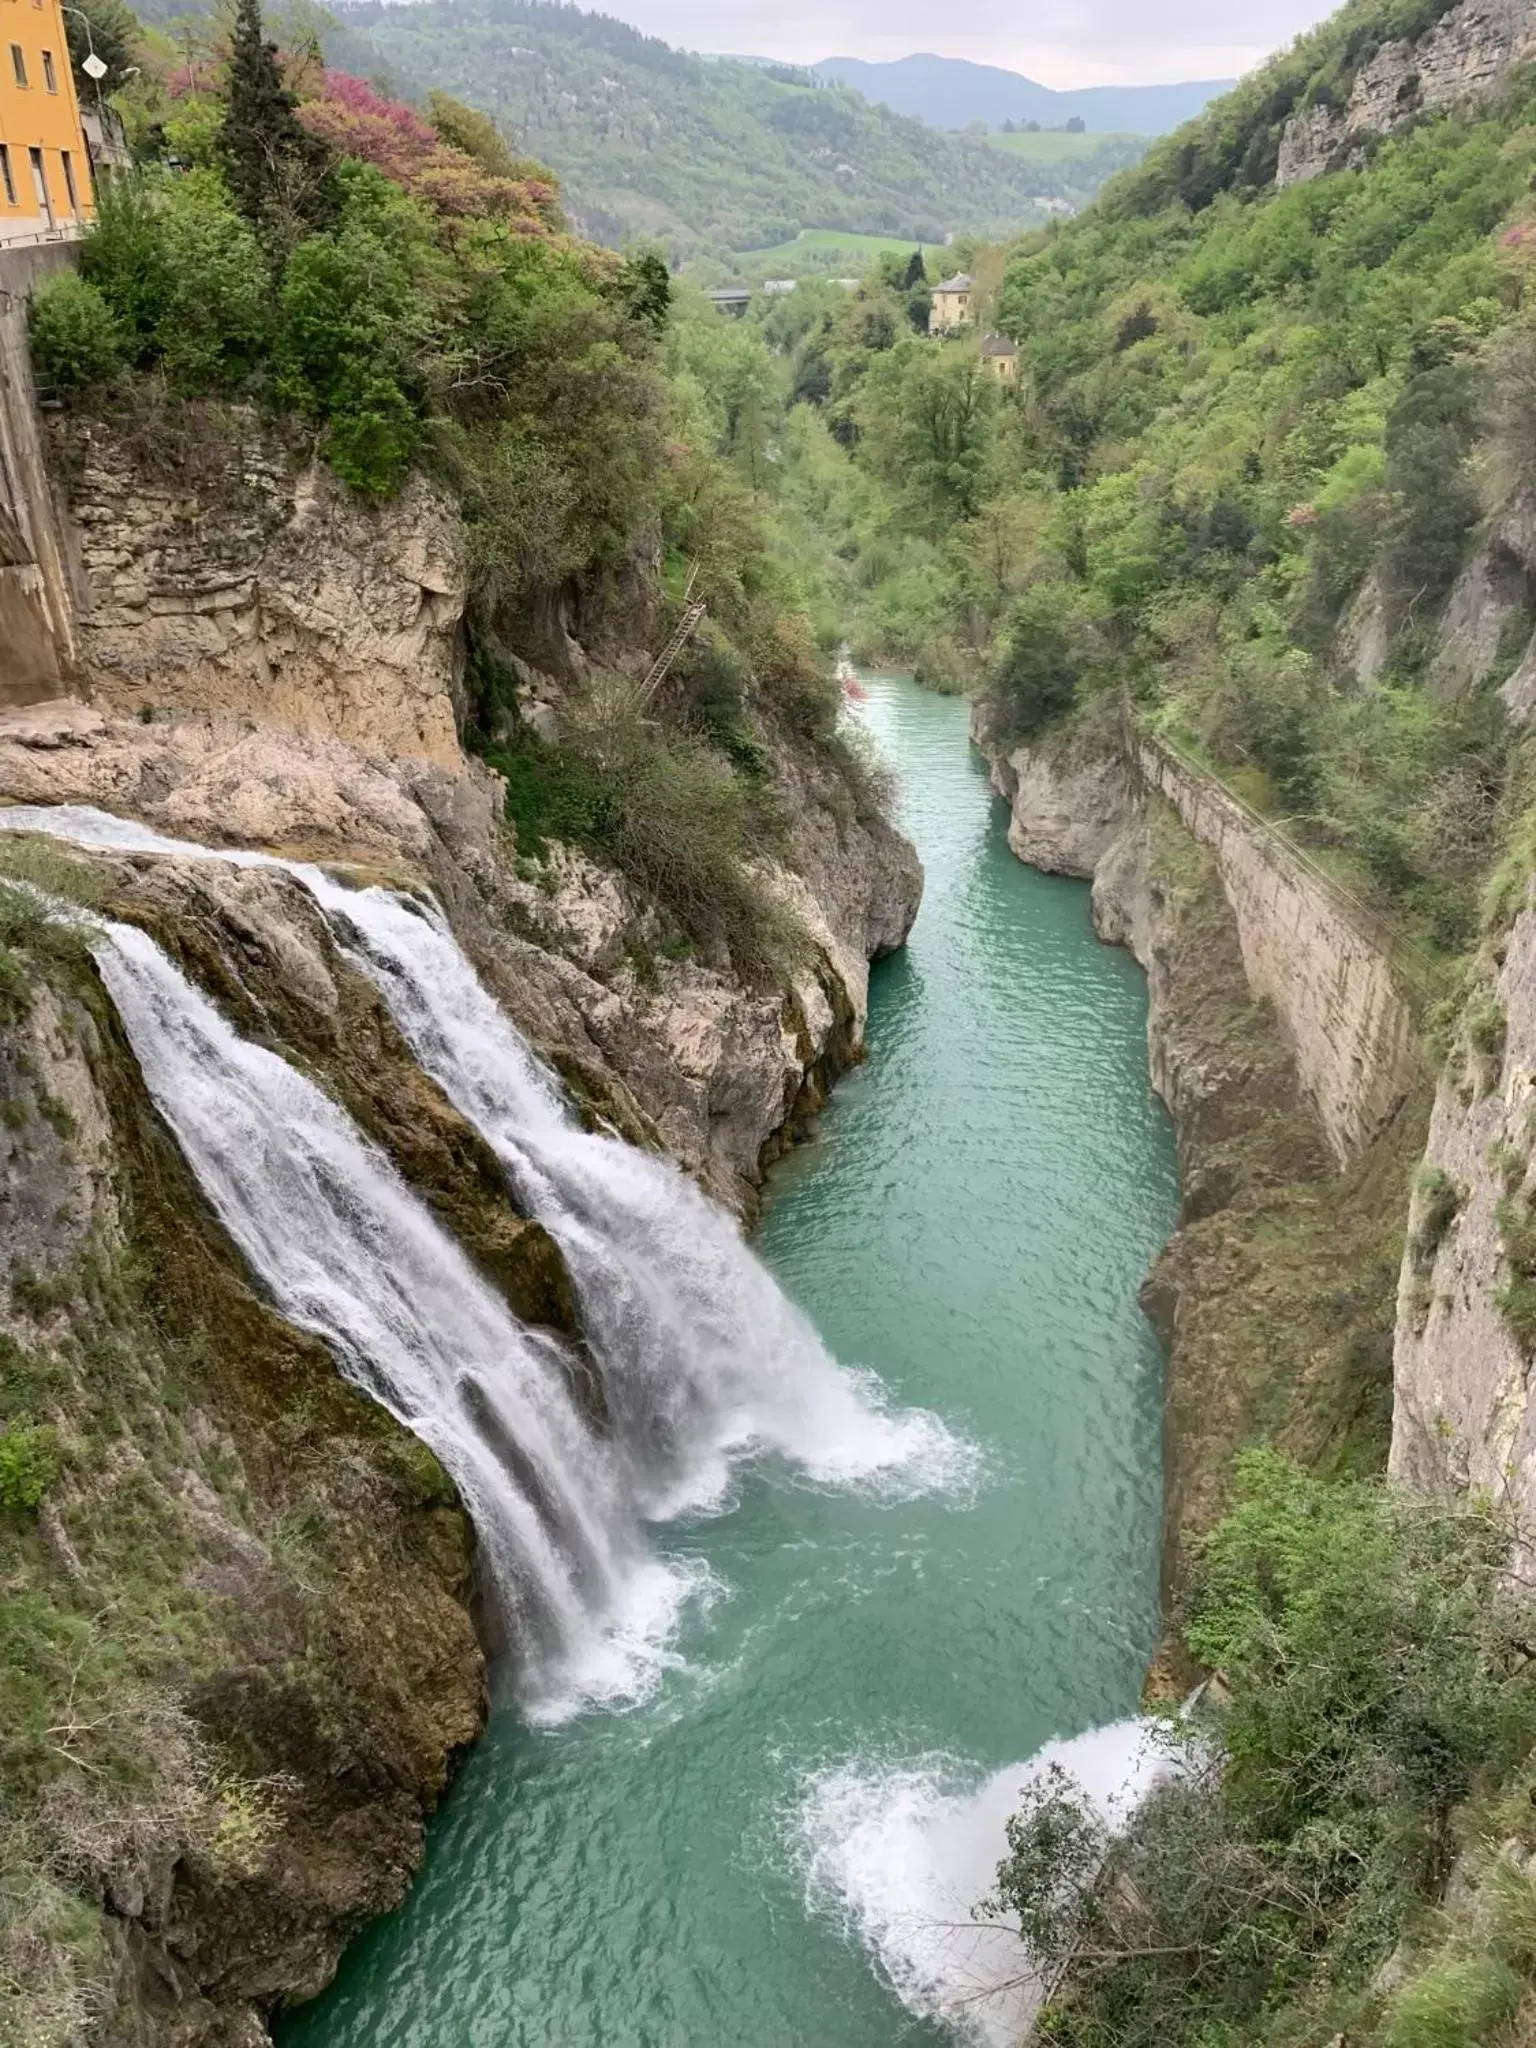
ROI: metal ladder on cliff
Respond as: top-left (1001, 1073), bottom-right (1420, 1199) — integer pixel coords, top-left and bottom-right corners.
top-left (637, 561), bottom-right (706, 712)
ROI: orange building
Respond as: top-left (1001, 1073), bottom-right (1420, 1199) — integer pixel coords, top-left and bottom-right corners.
top-left (0, 0), bottom-right (94, 246)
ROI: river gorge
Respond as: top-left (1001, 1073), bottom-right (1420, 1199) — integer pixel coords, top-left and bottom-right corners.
top-left (253, 675), bottom-right (1180, 2045)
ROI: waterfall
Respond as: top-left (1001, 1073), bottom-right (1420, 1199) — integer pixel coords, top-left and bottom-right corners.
top-left (91, 916), bottom-right (697, 1716)
top-left (2, 804), bottom-right (973, 1716)
top-left (300, 873), bottom-right (975, 1519)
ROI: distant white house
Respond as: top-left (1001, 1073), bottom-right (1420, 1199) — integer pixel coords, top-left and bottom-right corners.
top-left (929, 273), bottom-right (974, 335)
top-left (761, 278), bottom-right (798, 296)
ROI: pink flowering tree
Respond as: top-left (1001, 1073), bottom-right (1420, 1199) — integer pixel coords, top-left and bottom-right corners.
top-left (296, 72), bottom-right (558, 230)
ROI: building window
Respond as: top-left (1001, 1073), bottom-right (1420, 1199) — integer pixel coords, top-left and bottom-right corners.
top-left (10, 41), bottom-right (26, 85)
top-left (0, 145), bottom-right (14, 208)
top-left (29, 145), bottom-right (51, 226)
top-left (41, 45), bottom-right (54, 90)
top-left (60, 149), bottom-right (76, 211)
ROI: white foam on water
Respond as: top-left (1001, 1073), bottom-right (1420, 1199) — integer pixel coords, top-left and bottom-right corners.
top-left (291, 870), bottom-right (982, 1516)
top-left (0, 803), bottom-right (978, 1719)
top-left (793, 1717), bottom-right (1173, 2046)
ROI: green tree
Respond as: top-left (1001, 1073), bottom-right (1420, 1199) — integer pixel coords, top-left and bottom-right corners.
top-left (857, 341), bottom-right (996, 521)
top-left (276, 215), bottom-right (418, 491)
top-left (27, 274), bottom-right (123, 392)
top-left (613, 251), bottom-right (672, 336)
top-left (61, 0), bottom-right (138, 95)
top-left (994, 1456), bottom-right (1536, 2047)
top-left (425, 89), bottom-right (520, 177)
top-left (220, 0), bottom-right (332, 243)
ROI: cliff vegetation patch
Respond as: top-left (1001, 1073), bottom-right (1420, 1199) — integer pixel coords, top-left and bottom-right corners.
top-left (1005, 1453), bottom-right (1536, 2048)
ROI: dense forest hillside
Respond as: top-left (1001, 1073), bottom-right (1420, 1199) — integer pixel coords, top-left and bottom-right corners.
top-left (814, 54), bottom-right (1232, 136)
top-left (317, 0), bottom-right (1092, 262)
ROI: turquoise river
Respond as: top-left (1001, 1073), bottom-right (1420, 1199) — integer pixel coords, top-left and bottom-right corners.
top-left (280, 676), bottom-right (1180, 2047)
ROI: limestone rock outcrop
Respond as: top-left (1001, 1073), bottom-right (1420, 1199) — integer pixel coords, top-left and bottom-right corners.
top-left (972, 719), bottom-right (1422, 1660)
top-left (57, 418), bottom-right (467, 768)
top-left (0, 698), bottom-right (918, 1214)
top-left (974, 709), bottom-right (1419, 1167)
top-left (0, 946), bottom-right (487, 2048)
top-left (1389, 889), bottom-right (1536, 1541)
top-left (1276, 0), bottom-right (1536, 187)
top-left (971, 704), bottom-right (1133, 878)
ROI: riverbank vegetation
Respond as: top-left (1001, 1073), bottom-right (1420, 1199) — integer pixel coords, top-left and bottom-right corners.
top-left (997, 1453), bottom-right (1536, 2048)
top-left (632, 0), bottom-right (1536, 2032)
top-left (33, 0), bottom-right (1536, 2036)
top-left (719, 1), bottom-right (1536, 980)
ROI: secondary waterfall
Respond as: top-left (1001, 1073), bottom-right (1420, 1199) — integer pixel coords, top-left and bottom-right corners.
top-left (1, 802), bottom-right (970, 1720)
top-left (305, 874), bottom-right (972, 1519)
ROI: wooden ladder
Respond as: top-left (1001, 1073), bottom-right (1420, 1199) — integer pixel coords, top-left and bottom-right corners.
top-left (637, 563), bottom-right (706, 711)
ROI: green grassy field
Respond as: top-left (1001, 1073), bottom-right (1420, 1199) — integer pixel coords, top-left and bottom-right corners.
top-left (986, 128), bottom-right (1139, 161)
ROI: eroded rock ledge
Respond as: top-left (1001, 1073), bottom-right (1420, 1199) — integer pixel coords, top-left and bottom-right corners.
top-left (0, 698), bottom-right (919, 1217)
top-left (0, 390), bottom-right (923, 2044)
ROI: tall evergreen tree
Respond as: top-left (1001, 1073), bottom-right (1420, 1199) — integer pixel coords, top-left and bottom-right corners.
top-left (221, 0), bottom-right (330, 239)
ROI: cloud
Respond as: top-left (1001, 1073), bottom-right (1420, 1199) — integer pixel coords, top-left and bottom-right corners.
top-left (603, 0), bottom-right (1341, 87)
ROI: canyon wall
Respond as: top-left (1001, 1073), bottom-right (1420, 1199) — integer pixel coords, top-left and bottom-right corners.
top-left (9, 409), bottom-right (921, 1213)
top-left (978, 710), bottom-right (1421, 1167)
top-left (54, 416), bottom-right (467, 770)
top-left (1275, 0), bottom-right (1536, 187)
top-left (1389, 884), bottom-right (1536, 1541)
top-left (975, 711), bottom-right (1424, 1652)
top-left (0, 391), bottom-right (921, 2044)
top-left (1133, 742), bottom-right (1422, 1165)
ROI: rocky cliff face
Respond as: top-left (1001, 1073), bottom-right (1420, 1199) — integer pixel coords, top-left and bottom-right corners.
top-left (52, 414), bottom-right (467, 770)
top-left (1275, 0), bottom-right (1536, 187)
top-left (1134, 743), bottom-right (1421, 1165)
top-left (0, 409), bottom-right (921, 2045)
top-left (1389, 887), bottom-right (1536, 1541)
top-left (975, 709), bottom-right (1134, 878)
top-left (0, 895), bottom-right (488, 2047)
top-left (0, 696), bottom-right (918, 1215)
top-left (975, 712), bottom-right (1421, 1166)
top-left (27, 409), bottom-right (921, 1213)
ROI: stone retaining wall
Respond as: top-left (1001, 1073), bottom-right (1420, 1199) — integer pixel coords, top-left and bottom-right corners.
top-left (1134, 741), bottom-right (1421, 1164)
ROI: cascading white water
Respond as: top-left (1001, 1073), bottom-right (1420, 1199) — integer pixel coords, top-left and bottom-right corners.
top-left (301, 876), bottom-right (976, 1518)
top-left (794, 1717), bottom-right (1176, 2047)
top-left (1, 803), bottom-right (973, 1715)
top-left (91, 916), bottom-right (699, 1716)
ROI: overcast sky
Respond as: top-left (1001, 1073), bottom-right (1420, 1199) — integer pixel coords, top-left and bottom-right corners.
top-left (605, 0), bottom-right (1340, 89)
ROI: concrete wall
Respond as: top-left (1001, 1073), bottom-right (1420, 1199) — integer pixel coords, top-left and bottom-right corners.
top-left (0, 238), bottom-right (81, 701)
top-left (1135, 740), bottom-right (1422, 1164)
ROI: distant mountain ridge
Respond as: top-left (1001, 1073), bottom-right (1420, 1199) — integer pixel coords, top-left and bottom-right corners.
top-left (814, 53), bottom-right (1234, 135)
top-left (325, 0), bottom-right (1146, 264)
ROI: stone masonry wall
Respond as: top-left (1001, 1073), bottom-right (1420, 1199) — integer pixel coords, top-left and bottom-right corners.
top-left (0, 241), bottom-right (84, 701)
top-left (1135, 742), bottom-right (1422, 1163)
